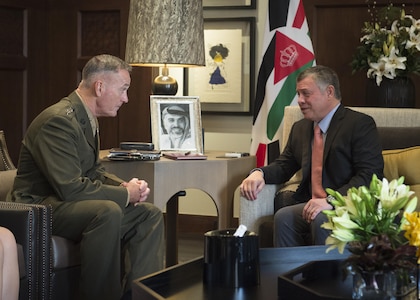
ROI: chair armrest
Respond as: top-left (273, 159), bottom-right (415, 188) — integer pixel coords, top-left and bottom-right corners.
top-left (0, 202), bottom-right (52, 300)
top-left (0, 169), bottom-right (17, 200)
top-left (239, 184), bottom-right (280, 233)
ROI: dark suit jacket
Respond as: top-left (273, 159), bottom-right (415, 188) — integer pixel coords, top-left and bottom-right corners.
top-left (262, 105), bottom-right (384, 202)
top-left (9, 91), bottom-right (128, 210)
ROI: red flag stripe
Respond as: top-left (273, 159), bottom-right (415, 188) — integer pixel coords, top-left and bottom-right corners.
top-left (255, 143), bottom-right (267, 168)
top-left (292, 0), bottom-right (305, 29)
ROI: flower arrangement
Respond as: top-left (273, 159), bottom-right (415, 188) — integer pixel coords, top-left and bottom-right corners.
top-left (402, 211), bottom-right (420, 260)
top-left (351, 4), bottom-right (420, 86)
top-left (321, 174), bottom-right (419, 273)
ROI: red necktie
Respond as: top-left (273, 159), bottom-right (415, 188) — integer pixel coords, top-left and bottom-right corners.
top-left (311, 124), bottom-right (326, 198)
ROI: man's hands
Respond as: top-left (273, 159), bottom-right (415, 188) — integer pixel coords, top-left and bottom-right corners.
top-left (239, 170), bottom-right (265, 201)
top-left (302, 197), bottom-right (333, 222)
top-left (121, 178), bottom-right (150, 205)
top-left (240, 170), bottom-right (334, 221)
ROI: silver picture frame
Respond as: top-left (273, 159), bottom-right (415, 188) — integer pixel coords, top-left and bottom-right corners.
top-left (150, 96), bottom-right (203, 153)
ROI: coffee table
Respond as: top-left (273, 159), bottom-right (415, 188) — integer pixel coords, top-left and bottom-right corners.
top-left (132, 246), bottom-right (350, 300)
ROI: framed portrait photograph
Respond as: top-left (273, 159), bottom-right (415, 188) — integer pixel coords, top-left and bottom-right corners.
top-left (150, 96), bottom-right (203, 153)
top-left (185, 17), bottom-right (255, 115)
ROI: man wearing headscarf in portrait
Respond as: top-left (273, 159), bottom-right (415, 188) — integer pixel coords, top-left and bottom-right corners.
top-left (160, 105), bottom-right (195, 150)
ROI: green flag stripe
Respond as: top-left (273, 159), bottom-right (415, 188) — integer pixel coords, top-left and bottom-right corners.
top-left (267, 74), bottom-right (297, 139)
top-left (267, 60), bottom-right (315, 140)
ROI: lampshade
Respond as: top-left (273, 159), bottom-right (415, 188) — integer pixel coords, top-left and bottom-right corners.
top-left (125, 0), bottom-right (205, 95)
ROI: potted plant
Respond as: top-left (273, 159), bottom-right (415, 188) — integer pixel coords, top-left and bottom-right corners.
top-left (351, 4), bottom-right (420, 107)
top-left (322, 174), bottom-right (419, 299)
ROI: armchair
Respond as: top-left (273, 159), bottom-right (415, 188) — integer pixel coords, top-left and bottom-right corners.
top-left (240, 106), bottom-right (420, 247)
top-left (0, 130), bottom-right (81, 300)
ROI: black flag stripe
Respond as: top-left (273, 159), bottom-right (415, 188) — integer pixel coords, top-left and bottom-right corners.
top-left (253, 0), bottom-right (291, 124)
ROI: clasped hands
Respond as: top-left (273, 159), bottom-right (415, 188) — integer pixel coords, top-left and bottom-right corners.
top-left (121, 177), bottom-right (150, 206)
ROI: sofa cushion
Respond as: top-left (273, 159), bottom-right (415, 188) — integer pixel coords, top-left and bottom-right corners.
top-left (377, 127), bottom-right (420, 150)
top-left (382, 146), bottom-right (420, 209)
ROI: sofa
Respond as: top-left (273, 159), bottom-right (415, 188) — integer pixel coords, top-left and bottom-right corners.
top-left (0, 169), bottom-right (52, 300)
top-left (239, 106), bottom-right (420, 247)
top-left (0, 130), bottom-right (81, 300)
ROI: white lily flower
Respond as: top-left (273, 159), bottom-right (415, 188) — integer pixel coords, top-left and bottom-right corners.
top-left (360, 33), bottom-right (372, 43)
top-left (325, 236), bottom-right (347, 254)
top-left (380, 177), bottom-right (390, 198)
top-left (331, 228), bottom-right (355, 242)
top-left (322, 174), bottom-right (419, 255)
top-left (368, 60), bottom-right (387, 85)
top-left (380, 177), bottom-right (413, 206)
top-left (352, 5), bottom-right (420, 86)
top-left (406, 26), bottom-right (420, 52)
top-left (332, 213), bottom-right (360, 230)
top-left (383, 46), bottom-right (407, 72)
top-left (343, 197), bottom-right (360, 217)
top-left (405, 15), bottom-right (420, 29)
top-left (391, 19), bottom-right (400, 34)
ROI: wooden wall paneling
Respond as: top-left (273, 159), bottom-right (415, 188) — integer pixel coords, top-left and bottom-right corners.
top-left (0, 6), bottom-right (26, 163)
top-left (305, 2), bottom-right (371, 107)
top-left (26, 2), bottom-right (49, 124)
top-left (47, 2), bottom-right (81, 106)
top-left (0, 1), bottom-right (49, 163)
top-left (304, 0), bottom-right (420, 108)
top-left (117, 66), bottom-right (155, 144)
top-left (46, 0), bottom-right (154, 150)
top-left (77, 0), bottom-right (153, 149)
top-left (0, 0), bottom-right (155, 166)
top-left (78, 7), bottom-right (125, 148)
top-left (114, 0), bottom-right (155, 145)
top-left (0, 69), bottom-right (24, 164)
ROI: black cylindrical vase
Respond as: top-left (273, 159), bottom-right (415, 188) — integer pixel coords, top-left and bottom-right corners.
top-left (203, 229), bottom-right (260, 288)
top-left (366, 77), bottom-right (415, 108)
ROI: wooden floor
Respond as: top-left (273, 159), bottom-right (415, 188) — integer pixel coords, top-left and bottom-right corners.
top-left (166, 214), bottom-right (239, 264)
top-left (177, 232), bottom-right (205, 263)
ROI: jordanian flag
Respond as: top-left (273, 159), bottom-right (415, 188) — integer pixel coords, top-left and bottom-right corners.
top-left (250, 0), bottom-right (315, 167)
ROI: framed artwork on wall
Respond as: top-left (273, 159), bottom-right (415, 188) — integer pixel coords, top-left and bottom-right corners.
top-left (150, 96), bottom-right (203, 153)
top-left (203, 0), bottom-right (256, 9)
top-left (185, 17), bottom-right (255, 115)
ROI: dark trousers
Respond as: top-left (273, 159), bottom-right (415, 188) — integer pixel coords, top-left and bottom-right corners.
top-left (273, 202), bottom-right (330, 247)
top-left (48, 199), bottom-right (165, 300)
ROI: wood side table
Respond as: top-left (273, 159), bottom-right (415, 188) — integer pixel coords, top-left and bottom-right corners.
top-left (101, 150), bottom-right (256, 266)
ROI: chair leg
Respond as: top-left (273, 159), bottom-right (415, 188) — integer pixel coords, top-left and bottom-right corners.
top-left (165, 191), bottom-right (186, 267)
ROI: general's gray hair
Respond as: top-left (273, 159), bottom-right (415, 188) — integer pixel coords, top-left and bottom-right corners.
top-left (81, 54), bottom-right (132, 86)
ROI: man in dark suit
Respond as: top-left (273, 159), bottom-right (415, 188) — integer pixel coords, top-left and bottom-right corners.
top-left (9, 54), bottom-right (164, 300)
top-left (240, 65), bottom-right (383, 247)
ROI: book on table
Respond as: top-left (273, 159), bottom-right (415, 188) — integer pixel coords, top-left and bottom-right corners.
top-left (163, 152), bottom-right (207, 160)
